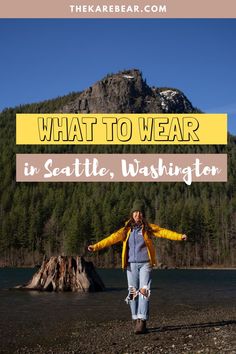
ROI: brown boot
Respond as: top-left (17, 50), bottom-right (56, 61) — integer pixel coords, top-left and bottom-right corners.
top-left (134, 319), bottom-right (141, 334)
top-left (134, 319), bottom-right (147, 334)
top-left (140, 320), bottom-right (147, 334)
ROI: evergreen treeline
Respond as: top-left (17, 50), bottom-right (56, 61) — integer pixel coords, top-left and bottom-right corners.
top-left (0, 96), bottom-right (236, 267)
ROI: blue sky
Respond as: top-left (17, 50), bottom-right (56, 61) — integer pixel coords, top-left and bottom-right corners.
top-left (0, 19), bottom-right (235, 134)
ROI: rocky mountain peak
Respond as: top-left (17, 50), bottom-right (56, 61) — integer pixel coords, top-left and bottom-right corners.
top-left (60, 69), bottom-right (196, 114)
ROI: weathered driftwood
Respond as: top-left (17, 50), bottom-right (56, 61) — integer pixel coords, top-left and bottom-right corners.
top-left (16, 256), bottom-right (105, 292)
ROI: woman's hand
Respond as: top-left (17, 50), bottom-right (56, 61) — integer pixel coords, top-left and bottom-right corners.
top-left (181, 234), bottom-right (187, 241)
top-left (88, 245), bottom-right (94, 252)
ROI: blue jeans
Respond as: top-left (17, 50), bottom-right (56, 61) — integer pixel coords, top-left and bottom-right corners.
top-left (125, 262), bottom-right (152, 321)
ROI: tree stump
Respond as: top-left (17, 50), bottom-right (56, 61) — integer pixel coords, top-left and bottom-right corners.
top-left (16, 256), bottom-right (105, 292)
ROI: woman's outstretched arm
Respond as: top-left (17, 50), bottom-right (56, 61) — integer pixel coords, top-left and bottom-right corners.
top-left (88, 227), bottom-right (126, 252)
top-left (150, 223), bottom-right (187, 241)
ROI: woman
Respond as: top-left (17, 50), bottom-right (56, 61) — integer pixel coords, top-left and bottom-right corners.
top-left (88, 199), bottom-right (187, 334)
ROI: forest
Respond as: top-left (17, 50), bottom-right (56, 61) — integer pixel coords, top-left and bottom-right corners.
top-left (0, 94), bottom-right (236, 268)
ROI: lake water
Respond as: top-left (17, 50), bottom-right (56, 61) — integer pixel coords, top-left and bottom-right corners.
top-left (0, 268), bottom-right (235, 352)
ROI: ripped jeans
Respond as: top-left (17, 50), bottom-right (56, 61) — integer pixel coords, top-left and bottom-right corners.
top-left (125, 262), bottom-right (152, 321)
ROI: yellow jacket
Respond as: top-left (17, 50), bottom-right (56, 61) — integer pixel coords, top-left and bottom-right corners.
top-left (92, 223), bottom-right (183, 269)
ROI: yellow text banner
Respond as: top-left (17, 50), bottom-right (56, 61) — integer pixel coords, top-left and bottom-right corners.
top-left (16, 113), bottom-right (227, 145)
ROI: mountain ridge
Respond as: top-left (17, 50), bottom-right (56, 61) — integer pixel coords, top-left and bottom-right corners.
top-left (0, 68), bottom-right (199, 116)
top-left (59, 68), bottom-right (198, 114)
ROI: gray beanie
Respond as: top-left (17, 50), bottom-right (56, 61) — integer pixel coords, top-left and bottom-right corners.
top-left (131, 199), bottom-right (145, 215)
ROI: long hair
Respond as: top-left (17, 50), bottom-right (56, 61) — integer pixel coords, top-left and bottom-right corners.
top-left (123, 214), bottom-right (153, 239)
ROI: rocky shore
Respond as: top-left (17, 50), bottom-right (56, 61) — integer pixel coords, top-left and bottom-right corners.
top-left (7, 306), bottom-right (235, 354)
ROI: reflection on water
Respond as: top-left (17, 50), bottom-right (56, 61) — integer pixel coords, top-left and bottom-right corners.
top-left (0, 268), bottom-right (235, 351)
